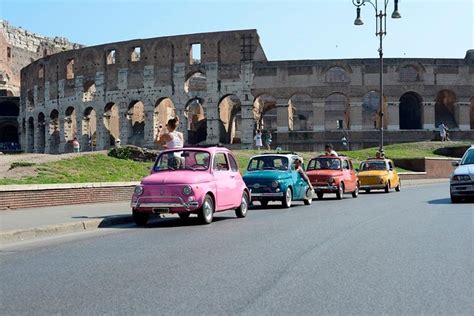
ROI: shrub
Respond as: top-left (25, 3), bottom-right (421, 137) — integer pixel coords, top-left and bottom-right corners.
top-left (10, 161), bottom-right (36, 170)
top-left (108, 145), bottom-right (158, 162)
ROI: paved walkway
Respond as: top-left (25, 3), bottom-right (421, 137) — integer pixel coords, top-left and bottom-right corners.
top-left (0, 179), bottom-right (449, 244)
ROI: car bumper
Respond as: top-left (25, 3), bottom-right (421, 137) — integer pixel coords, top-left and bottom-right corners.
top-left (360, 184), bottom-right (386, 190)
top-left (450, 183), bottom-right (474, 196)
top-left (251, 192), bottom-right (284, 198)
top-left (131, 196), bottom-right (200, 212)
top-left (313, 185), bottom-right (338, 193)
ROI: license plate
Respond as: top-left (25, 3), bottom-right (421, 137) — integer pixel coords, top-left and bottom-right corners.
top-left (153, 208), bottom-right (170, 214)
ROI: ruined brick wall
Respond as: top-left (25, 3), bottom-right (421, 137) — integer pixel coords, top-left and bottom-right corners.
top-left (0, 20), bottom-right (83, 97)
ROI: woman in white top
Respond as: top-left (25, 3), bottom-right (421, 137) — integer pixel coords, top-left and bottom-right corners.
top-left (155, 117), bottom-right (184, 149)
top-left (254, 130), bottom-right (263, 150)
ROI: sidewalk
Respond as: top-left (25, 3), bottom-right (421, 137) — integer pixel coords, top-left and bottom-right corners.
top-left (0, 179), bottom-right (449, 244)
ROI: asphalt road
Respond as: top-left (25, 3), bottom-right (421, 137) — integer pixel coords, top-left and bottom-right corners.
top-left (1, 183), bottom-right (472, 315)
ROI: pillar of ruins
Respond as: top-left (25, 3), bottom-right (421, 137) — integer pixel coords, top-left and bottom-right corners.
top-left (422, 102), bottom-right (435, 130)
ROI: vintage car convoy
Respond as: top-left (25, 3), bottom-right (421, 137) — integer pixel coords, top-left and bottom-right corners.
top-left (306, 155), bottom-right (359, 200)
top-left (450, 145), bottom-right (474, 203)
top-left (357, 158), bottom-right (401, 193)
top-left (130, 146), bottom-right (250, 225)
top-left (242, 153), bottom-right (313, 207)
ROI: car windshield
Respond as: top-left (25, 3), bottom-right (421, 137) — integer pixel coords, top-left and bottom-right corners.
top-left (461, 149), bottom-right (474, 165)
top-left (360, 161), bottom-right (387, 171)
top-left (153, 150), bottom-right (210, 172)
top-left (307, 158), bottom-right (341, 170)
top-left (247, 156), bottom-right (289, 171)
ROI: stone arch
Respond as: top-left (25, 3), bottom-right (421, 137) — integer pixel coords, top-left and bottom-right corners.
top-left (104, 102), bottom-right (119, 147)
top-left (289, 93), bottom-right (313, 131)
top-left (325, 93), bottom-right (350, 130)
top-left (185, 97), bottom-right (206, 145)
top-left (64, 106), bottom-right (77, 152)
top-left (49, 110), bottom-right (60, 154)
top-left (399, 64), bottom-right (421, 82)
top-left (154, 98), bottom-right (176, 140)
top-left (127, 100), bottom-right (145, 146)
top-left (435, 89), bottom-right (458, 128)
top-left (83, 107), bottom-right (97, 151)
top-left (184, 71), bottom-right (207, 95)
top-left (37, 112), bottom-right (46, 153)
top-left (253, 94), bottom-right (277, 131)
top-left (0, 100), bottom-right (19, 151)
top-left (83, 80), bottom-right (96, 102)
top-left (399, 91), bottom-right (423, 130)
top-left (325, 66), bottom-right (350, 83)
top-left (218, 94), bottom-right (242, 144)
top-left (27, 117), bottom-right (34, 153)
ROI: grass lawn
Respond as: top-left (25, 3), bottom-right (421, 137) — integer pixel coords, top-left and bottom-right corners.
top-left (0, 141), bottom-right (470, 185)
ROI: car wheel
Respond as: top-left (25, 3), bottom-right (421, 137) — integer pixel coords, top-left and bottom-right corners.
top-left (260, 200), bottom-right (268, 207)
top-left (384, 182), bottom-right (390, 193)
top-left (336, 183), bottom-right (344, 200)
top-left (282, 187), bottom-right (292, 208)
top-left (198, 194), bottom-right (214, 224)
top-left (395, 180), bottom-right (401, 192)
top-left (450, 193), bottom-right (461, 204)
top-left (178, 212), bottom-right (190, 220)
top-left (235, 191), bottom-right (249, 218)
top-left (365, 189), bottom-right (370, 193)
top-left (316, 192), bottom-right (324, 200)
top-left (133, 210), bottom-right (149, 226)
top-left (304, 188), bottom-right (313, 205)
top-left (352, 183), bottom-right (359, 198)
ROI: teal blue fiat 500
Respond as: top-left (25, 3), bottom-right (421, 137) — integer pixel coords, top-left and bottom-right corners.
top-left (243, 153), bottom-right (313, 208)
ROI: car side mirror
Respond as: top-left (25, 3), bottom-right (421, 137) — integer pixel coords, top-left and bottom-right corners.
top-left (355, 168), bottom-right (359, 172)
top-left (451, 161), bottom-right (459, 167)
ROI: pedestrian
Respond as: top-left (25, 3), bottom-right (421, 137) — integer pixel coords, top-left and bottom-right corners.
top-left (72, 137), bottom-right (80, 153)
top-left (263, 130), bottom-right (272, 150)
top-left (294, 158), bottom-right (313, 191)
top-left (254, 129), bottom-right (263, 151)
top-left (115, 138), bottom-right (121, 148)
top-left (155, 117), bottom-right (183, 149)
top-left (324, 143), bottom-right (338, 157)
top-left (438, 121), bottom-right (447, 141)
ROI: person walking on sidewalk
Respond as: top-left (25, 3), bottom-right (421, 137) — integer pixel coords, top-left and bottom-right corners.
top-left (254, 129), bottom-right (263, 151)
top-left (72, 137), bottom-right (80, 153)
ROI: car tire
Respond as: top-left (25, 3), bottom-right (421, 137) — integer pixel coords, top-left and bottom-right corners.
top-left (384, 182), bottom-right (390, 193)
top-left (352, 183), bottom-right (359, 198)
top-left (178, 212), bottom-right (190, 220)
top-left (450, 193), bottom-right (461, 204)
top-left (133, 210), bottom-right (149, 226)
top-left (316, 192), bottom-right (324, 200)
top-left (260, 200), bottom-right (268, 207)
top-left (198, 194), bottom-right (214, 224)
top-left (304, 188), bottom-right (313, 205)
top-left (336, 183), bottom-right (344, 200)
top-left (365, 189), bottom-right (370, 193)
top-left (395, 180), bottom-right (401, 192)
top-left (235, 191), bottom-right (249, 218)
top-left (282, 187), bottom-right (292, 208)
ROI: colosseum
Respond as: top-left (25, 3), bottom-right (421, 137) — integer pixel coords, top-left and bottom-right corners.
top-left (11, 28), bottom-right (474, 152)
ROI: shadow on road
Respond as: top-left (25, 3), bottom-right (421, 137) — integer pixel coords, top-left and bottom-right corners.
top-left (428, 197), bottom-right (473, 205)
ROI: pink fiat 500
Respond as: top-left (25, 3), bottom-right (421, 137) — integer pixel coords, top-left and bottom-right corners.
top-left (131, 146), bottom-right (250, 225)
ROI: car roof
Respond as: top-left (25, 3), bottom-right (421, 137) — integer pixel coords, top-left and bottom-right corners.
top-left (312, 155), bottom-right (346, 159)
top-left (363, 158), bottom-right (391, 162)
top-left (161, 146), bottom-right (230, 154)
top-left (250, 153), bottom-right (301, 160)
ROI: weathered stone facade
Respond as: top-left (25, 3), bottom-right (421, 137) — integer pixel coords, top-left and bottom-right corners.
top-left (18, 29), bottom-right (474, 153)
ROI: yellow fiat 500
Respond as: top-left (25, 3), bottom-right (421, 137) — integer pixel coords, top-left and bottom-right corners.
top-left (357, 158), bottom-right (401, 193)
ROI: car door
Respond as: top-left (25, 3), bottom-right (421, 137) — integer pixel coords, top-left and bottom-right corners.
top-left (342, 159), bottom-right (355, 192)
top-left (212, 152), bottom-right (233, 209)
top-left (291, 156), bottom-right (305, 199)
top-left (388, 160), bottom-right (399, 187)
top-left (227, 153), bottom-right (242, 207)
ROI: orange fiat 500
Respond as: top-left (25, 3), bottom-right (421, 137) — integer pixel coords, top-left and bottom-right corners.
top-left (306, 155), bottom-right (360, 200)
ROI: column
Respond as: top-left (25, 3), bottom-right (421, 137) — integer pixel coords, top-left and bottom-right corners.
top-left (205, 96), bottom-right (220, 144)
top-left (423, 102), bottom-right (435, 130)
top-left (96, 109), bottom-right (107, 150)
top-left (387, 102), bottom-right (400, 130)
top-left (119, 102), bottom-right (129, 145)
top-left (240, 101), bottom-right (255, 149)
top-left (44, 118), bottom-right (52, 154)
top-left (143, 101), bottom-right (155, 148)
top-left (58, 112), bottom-right (66, 153)
top-left (350, 102), bottom-right (363, 130)
top-left (312, 100), bottom-right (325, 131)
top-left (276, 100), bottom-right (289, 133)
top-left (34, 120), bottom-right (42, 153)
top-left (455, 102), bottom-right (470, 131)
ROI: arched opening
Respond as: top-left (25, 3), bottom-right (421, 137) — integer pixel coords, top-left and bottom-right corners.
top-left (185, 98), bottom-right (206, 145)
top-left (83, 81), bottom-right (96, 102)
top-left (0, 101), bottom-right (19, 151)
top-left (362, 91), bottom-right (380, 129)
top-left (104, 102), bottom-right (119, 147)
top-left (325, 66), bottom-right (350, 83)
top-left (325, 93), bottom-right (350, 130)
top-left (27, 117), bottom-right (34, 152)
top-left (127, 101), bottom-right (145, 146)
top-left (435, 90), bottom-right (458, 128)
top-left (64, 106), bottom-right (77, 152)
top-left (49, 110), bottom-right (60, 154)
top-left (218, 95), bottom-right (241, 144)
top-left (37, 112), bottom-right (45, 153)
top-left (0, 101), bottom-right (19, 116)
top-left (289, 94), bottom-right (313, 131)
top-left (253, 94), bottom-right (277, 131)
top-left (154, 98), bottom-right (176, 140)
top-left (83, 107), bottom-right (97, 151)
top-left (399, 92), bottom-right (423, 130)
top-left (184, 72), bottom-right (207, 95)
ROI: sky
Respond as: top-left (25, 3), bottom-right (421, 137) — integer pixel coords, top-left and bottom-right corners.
top-left (1, 0), bottom-right (473, 61)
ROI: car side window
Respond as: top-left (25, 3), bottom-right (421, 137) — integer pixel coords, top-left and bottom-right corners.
top-left (213, 153), bottom-right (229, 171)
top-left (388, 161), bottom-right (393, 170)
top-left (228, 154), bottom-right (239, 172)
top-left (343, 160), bottom-right (350, 170)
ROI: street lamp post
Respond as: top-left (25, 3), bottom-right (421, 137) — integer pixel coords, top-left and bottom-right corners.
top-left (352, 0), bottom-right (401, 154)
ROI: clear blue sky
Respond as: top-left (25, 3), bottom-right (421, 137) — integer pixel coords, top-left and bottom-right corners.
top-left (1, 0), bottom-right (473, 60)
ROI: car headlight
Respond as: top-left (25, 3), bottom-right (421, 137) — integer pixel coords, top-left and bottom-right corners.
top-left (327, 177), bottom-right (335, 184)
top-left (452, 175), bottom-right (471, 181)
top-left (379, 177), bottom-right (385, 184)
top-left (134, 185), bottom-right (144, 196)
top-left (183, 185), bottom-right (193, 195)
top-left (271, 180), bottom-right (279, 188)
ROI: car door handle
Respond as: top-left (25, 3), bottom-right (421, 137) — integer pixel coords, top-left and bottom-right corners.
top-left (230, 175), bottom-right (235, 178)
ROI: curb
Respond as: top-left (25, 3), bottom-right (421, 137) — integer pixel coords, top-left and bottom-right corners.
top-left (0, 215), bottom-right (135, 245)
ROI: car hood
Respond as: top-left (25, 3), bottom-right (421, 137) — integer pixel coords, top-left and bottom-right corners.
top-left (453, 164), bottom-right (474, 176)
top-left (358, 170), bottom-right (388, 177)
top-left (306, 170), bottom-right (343, 177)
top-left (141, 171), bottom-right (213, 185)
top-left (243, 170), bottom-right (290, 181)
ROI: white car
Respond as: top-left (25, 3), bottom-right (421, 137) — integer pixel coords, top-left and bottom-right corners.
top-left (450, 145), bottom-right (474, 203)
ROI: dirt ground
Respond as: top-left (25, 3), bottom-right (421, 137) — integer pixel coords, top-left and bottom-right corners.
top-left (0, 151), bottom-right (107, 180)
